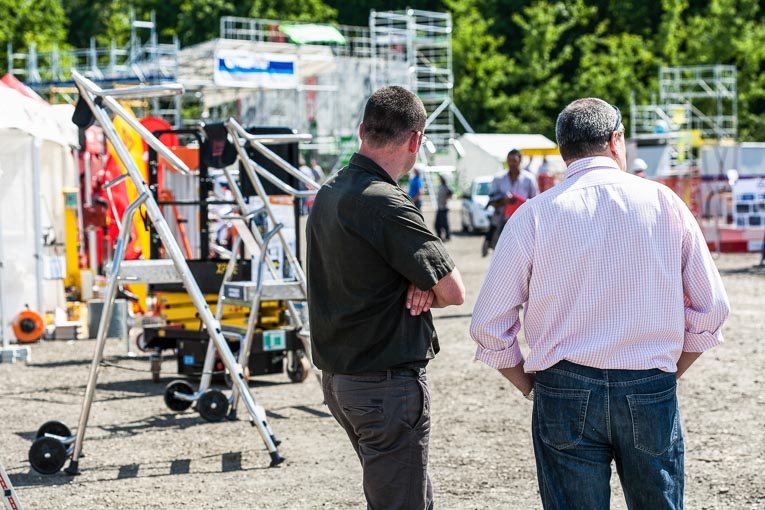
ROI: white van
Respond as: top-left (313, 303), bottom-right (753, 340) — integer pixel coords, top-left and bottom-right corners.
top-left (460, 176), bottom-right (494, 233)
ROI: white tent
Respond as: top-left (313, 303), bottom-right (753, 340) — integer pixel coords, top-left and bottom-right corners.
top-left (456, 133), bottom-right (562, 189)
top-left (0, 87), bottom-right (78, 346)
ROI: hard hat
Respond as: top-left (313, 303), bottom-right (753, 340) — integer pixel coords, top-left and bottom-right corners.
top-left (630, 158), bottom-right (648, 173)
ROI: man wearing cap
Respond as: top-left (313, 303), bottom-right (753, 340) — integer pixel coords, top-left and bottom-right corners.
top-left (470, 97), bottom-right (729, 509)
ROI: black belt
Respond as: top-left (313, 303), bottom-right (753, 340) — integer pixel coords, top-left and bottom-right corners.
top-left (348, 367), bottom-right (426, 378)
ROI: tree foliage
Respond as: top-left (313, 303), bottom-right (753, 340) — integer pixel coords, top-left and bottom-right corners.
top-left (1, 0), bottom-right (765, 141)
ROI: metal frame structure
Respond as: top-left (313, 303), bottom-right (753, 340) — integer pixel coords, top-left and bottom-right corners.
top-left (7, 11), bottom-right (181, 125)
top-left (29, 72), bottom-right (284, 476)
top-left (162, 123), bottom-right (321, 419)
top-left (630, 65), bottom-right (738, 175)
top-left (8, 9), bottom-right (473, 169)
top-left (370, 10), bottom-right (473, 151)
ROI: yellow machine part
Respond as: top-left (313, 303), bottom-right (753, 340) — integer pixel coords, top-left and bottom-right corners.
top-left (62, 188), bottom-right (80, 290)
top-left (155, 292), bottom-right (286, 329)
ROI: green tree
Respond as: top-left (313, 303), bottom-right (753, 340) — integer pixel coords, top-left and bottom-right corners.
top-left (446, 0), bottom-right (511, 133)
top-left (248, 0), bottom-right (337, 22)
top-left (0, 0), bottom-right (68, 72)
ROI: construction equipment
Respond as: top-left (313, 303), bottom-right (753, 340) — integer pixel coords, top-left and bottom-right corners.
top-left (161, 120), bottom-right (321, 421)
top-left (28, 72), bottom-right (284, 476)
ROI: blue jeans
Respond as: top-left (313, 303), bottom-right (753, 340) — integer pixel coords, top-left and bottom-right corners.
top-left (532, 360), bottom-right (684, 510)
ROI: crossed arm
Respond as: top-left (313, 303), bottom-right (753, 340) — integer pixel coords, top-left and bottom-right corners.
top-left (406, 268), bottom-right (465, 315)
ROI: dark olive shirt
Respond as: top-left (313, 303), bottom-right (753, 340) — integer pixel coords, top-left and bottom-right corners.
top-left (306, 153), bottom-right (455, 374)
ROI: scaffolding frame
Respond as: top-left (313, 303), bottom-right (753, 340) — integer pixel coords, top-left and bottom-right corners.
top-left (630, 64), bottom-right (738, 175)
top-left (631, 65), bottom-right (737, 141)
top-left (370, 9), bottom-right (460, 152)
top-left (6, 11), bottom-right (181, 126)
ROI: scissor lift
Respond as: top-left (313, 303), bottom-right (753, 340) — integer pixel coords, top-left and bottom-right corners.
top-left (27, 72), bottom-right (284, 476)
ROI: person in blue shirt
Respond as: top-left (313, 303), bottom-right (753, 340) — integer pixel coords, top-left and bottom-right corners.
top-left (408, 168), bottom-right (423, 209)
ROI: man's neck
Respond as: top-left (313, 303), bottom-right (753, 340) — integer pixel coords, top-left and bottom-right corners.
top-left (359, 145), bottom-right (410, 181)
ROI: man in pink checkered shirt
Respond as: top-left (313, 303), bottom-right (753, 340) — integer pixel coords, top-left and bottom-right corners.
top-left (470, 97), bottom-right (730, 510)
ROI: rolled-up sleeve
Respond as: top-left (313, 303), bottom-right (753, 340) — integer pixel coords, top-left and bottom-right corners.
top-left (470, 214), bottom-right (533, 369)
top-left (680, 206), bottom-right (730, 352)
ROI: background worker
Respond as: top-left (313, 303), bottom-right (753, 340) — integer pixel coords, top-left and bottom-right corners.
top-left (470, 97), bottom-right (730, 509)
top-left (307, 85), bottom-right (465, 510)
top-left (482, 148), bottom-right (538, 256)
top-left (408, 166), bottom-right (423, 209)
top-left (434, 173), bottom-right (453, 241)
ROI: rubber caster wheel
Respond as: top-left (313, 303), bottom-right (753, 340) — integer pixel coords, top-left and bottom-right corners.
top-left (36, 420), bottom-right (72, 440)
top-left (198, 389), bottom-right (229, 422)
top-left (287, 354), bottom-right (311, 383)
top-left (29, 436), bottom-right (68, 475)
top-left (164, 380), bottom-right (194, 412)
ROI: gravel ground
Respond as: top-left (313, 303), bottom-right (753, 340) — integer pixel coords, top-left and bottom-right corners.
top-left (1, 207), bottom-right (764, 509)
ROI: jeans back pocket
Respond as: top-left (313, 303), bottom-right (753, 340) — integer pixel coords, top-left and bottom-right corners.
top-left (626, 385), bottom-right (680, 456)
top-left (535, 383), bottom-right (590, 449)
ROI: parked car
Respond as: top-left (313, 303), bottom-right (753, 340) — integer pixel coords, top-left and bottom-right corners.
top-left (461, 176), bottom-right (495, 233)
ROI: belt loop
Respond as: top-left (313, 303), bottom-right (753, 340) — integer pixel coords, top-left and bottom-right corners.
top-left (386, 369), bottom-right (392, 380)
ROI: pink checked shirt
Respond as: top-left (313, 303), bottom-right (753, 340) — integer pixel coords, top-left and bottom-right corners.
top-left (470, 157), bottom-right (730, 373)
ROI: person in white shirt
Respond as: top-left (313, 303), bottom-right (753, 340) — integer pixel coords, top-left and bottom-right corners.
top-left (470, 97), bottom-right (729, 510)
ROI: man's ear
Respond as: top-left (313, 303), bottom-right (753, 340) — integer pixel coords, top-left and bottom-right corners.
top-left (608, 131), bottom-right (620, 155)
top-left (408, 131), bottom-right (420, 154)
top-left (358, 122), bottom-right (364, 141)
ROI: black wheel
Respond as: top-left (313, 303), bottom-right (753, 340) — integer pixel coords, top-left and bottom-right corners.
top-left (163, 380), bottom-right (194, 412)
top-left (198, 389), bottom-right (229, 422)
top-left (36, 420), bottom-right (72, 440)
top-left (29, 436), bottom-right (68, 475)
top-left (287, 353), bottom-right (311, 383)
top-left (135, 332), bottom-right (148, 352)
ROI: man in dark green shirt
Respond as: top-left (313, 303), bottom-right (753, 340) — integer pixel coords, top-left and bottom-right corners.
top-left (307, 86), bottom-right (465, 509)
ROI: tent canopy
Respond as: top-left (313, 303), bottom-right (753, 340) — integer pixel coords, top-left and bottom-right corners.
top-left (0, 86), bottom-right (77, 344)
top-left (0, 88), bottom-right (77, 146)
top-left (279, 24), bottom-right (346, 45)
top-left (460, 133), bottom-right (559, 159)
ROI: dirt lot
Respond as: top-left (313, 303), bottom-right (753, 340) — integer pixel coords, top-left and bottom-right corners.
top-left (2, 207), bottom-right (764, 509)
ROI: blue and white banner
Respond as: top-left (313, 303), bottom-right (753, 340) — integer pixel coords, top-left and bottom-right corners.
top-left (213, 50), bottom-right (298, 89)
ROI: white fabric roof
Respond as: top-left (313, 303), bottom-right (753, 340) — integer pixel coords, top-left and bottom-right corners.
top-left (460, 133), bottom-right (558, 160)
top-left (0, 88), bottom-right (77, 146)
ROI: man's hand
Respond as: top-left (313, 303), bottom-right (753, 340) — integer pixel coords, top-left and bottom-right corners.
top-left (406, 283), bottom-right (435, 316)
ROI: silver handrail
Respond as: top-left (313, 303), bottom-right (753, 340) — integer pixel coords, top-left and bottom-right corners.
top-left (226, 118), bottom-right (320, 196)
top-left (71, 70), bottom-right (191, 176)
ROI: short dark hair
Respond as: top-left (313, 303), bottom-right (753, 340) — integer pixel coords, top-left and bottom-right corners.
top-left (507, 148), bottom-right (522, 159)
top-left (361, 86), bottom-right (427, 148)
top-left (555, 98), bottom-right (621, 162)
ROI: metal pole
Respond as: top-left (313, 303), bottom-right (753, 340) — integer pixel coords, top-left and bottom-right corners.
top-left (67, 193), bottom-right (148, 474)
top-left (31, 138), bottom-right (45, 315)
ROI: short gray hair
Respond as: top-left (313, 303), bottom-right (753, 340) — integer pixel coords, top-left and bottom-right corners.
top-left (555, 98), bottom-right (621, 162)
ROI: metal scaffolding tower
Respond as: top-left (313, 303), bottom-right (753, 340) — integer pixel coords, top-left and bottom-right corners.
top-left (631, 65), bottom-right (737, 140)
top-left (659, 65), bottom-right (737, 141)
top-left (630, 64), bottom-right (737, 174)
top-left (370, 9), bottom-right (472, 153)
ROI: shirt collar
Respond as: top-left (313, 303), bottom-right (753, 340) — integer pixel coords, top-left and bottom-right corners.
top-left (565, 156), bottom-right (620, 179)
top-left (349, 153), bottom-right (397, 185)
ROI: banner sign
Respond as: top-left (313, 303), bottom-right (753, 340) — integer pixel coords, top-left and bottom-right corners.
top-left (214, 50), bottom-right (298, 89)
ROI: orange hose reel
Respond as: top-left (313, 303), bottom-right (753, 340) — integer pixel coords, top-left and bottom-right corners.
top-left (12, 308), bottom-right (45, 343)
